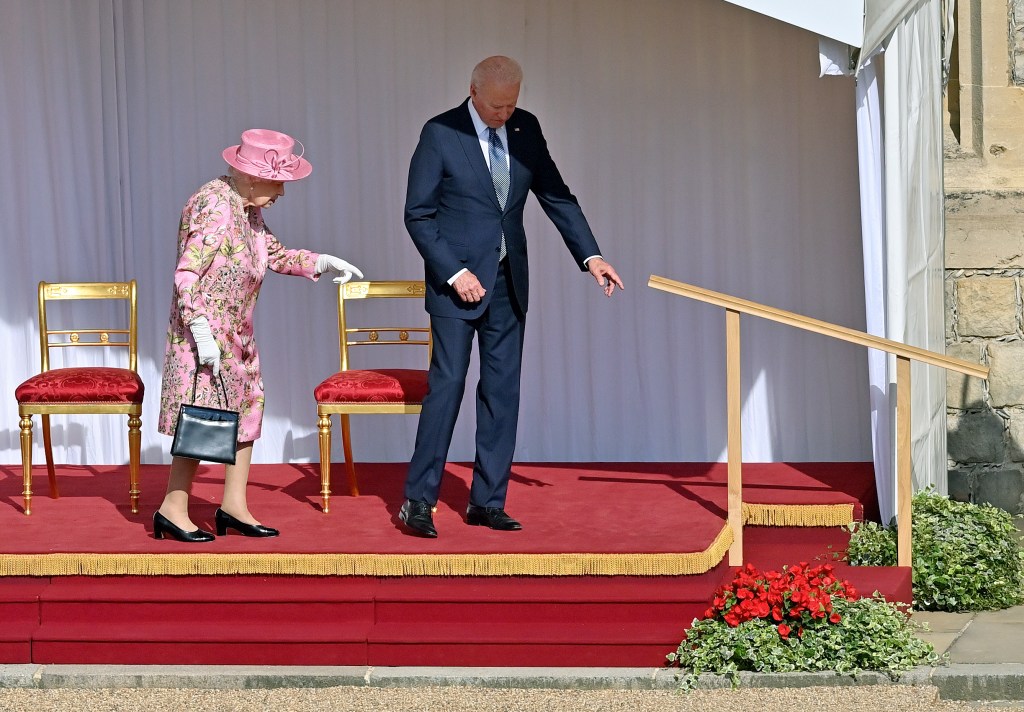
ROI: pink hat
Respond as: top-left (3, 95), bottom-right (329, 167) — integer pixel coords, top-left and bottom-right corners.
top-left (222, 128), bottom-right (312, 181)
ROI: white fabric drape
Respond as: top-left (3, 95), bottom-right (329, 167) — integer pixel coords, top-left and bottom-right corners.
top-left (889, 0), bottom-right (947, 504)
top-left (856, 56), bottom-right (895, 523)
top-left (1, 0), bottom-right (871, 469)
top-left (857, 0), bottom-right (946, 524)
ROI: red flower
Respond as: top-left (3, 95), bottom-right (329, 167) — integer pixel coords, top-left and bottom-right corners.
top-left (701, 561), bottom-right (857, 633)
top-left (778, 623), bottom-right (791, 638)
top-left (829, 613), bottom-right (842, 624)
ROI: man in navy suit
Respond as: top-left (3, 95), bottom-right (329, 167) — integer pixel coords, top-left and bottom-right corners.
top-left (400, 56), bottom-right (623, 537)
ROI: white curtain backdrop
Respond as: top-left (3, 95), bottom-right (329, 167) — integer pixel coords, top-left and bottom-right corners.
top-left (0, 0), bottom-right (871, 470)
top-left (886, 0), bottom-right (948, 508)
top-left (856, 0), bottom-right (946, 524)
top-left (856, 56), bottom-right (898, 523)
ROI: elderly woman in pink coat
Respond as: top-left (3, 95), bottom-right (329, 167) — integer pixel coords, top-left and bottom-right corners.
top-left (154, 129), bottom-right (361, 543)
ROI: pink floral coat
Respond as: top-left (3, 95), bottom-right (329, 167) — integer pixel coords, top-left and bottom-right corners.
top-left (158, 177), bottom-right (320, 442)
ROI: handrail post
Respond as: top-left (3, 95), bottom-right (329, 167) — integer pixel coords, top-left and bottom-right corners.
top-left (726, 309), bottom-right (743, 565)
top-left (896, 355), bottom-right (912, 567)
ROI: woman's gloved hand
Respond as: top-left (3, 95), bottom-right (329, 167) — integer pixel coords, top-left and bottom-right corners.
top-left (315, 254), bottom-right (364, 284)
top-left (189, 316), bottom-right (220, 376)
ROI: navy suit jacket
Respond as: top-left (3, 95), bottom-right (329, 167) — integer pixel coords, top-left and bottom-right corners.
top-left (405, 99), bottom-right (601, 318)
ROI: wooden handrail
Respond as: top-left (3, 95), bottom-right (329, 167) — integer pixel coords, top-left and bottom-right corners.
top-left (649, 275), bottom-right (987, 378)
top-left (648, 274), bottom-right (990, 569)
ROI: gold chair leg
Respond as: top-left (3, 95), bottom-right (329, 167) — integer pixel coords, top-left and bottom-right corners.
top-left (128, 414), bottom-right (142, 514)
top-left (41, 414), bottom-right (59, 500)
top-left (19, 414), bottom-right (33, 515)
top-left (340, 414), bottom-right (359, 497)
top-left (317, 414), bottom-right (333, 512)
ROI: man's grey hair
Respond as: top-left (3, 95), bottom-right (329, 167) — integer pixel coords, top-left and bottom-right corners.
top-left (471, 56), bottom-right (523, 88)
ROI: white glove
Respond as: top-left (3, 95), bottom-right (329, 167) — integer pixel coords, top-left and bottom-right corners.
top-left (315, 254), bottom-right (364, 284)
top-left (189, 316), bottom-right (220, 376)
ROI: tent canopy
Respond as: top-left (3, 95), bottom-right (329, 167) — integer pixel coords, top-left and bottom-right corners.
top-left (723, 0), bottom-right (925, 64)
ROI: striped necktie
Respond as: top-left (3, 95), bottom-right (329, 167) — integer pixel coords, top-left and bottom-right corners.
top-left (488, 127), bottom-right (509, 260)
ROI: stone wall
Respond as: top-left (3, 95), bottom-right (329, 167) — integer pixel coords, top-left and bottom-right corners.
top-left (946, 192), bottom-right (1024, 512)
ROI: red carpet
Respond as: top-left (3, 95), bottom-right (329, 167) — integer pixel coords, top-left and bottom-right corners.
top-left (0, 460), bottom-right (909, 666)
top-left (0, 526), bottom-right (911, 667)
top-left (0, 461), bottom-right (873, 576)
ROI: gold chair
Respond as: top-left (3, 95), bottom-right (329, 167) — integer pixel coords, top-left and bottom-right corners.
top-left (314, 280), bottom-right (431, 512)
top-left (15, 281), bottom-right (144, 515)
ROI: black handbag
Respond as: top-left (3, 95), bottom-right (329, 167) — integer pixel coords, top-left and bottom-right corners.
top-left (170, 371), bottom-right (239, 465)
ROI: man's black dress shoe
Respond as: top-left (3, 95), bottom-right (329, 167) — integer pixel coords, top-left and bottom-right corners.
top-left (215, 508), bottom-right (280, 538)
top-left (153, 511), bottom-right (215, 542)
top-left (399, 499), bottom-right (437, 538)
top-left (466, 504), bottom-right (522, 531)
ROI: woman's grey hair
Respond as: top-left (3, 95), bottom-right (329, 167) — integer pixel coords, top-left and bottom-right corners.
top-left (471, 56), bottom-right (523, 88)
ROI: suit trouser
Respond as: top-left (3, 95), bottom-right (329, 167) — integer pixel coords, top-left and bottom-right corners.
top-left (404, 262), bottom-right (525, 508)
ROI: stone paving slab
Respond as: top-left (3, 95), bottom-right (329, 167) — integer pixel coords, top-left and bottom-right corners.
top-left (0, 663), bottom-right (1020, 701)
top-left (0, 665), bottom-right (39, 689)
top-left (950, 622), bottom-right (1024, 664)
top-left (29, 665), bottom-right (369, 690)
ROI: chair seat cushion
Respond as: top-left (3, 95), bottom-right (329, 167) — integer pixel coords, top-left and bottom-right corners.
top-left (315, 369), bottom-right (428, 404)
top-left (15, 367), bottom-right (145, 403)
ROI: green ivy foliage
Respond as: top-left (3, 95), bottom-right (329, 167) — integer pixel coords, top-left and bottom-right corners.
top-left (667, 595), bottom-right (938, 689)
top-left (846, 491), bottom-right (1024, 611)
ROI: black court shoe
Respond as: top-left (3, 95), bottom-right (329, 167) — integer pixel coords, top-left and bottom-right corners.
top-left (153, 511), bottom-right (215, 542)
top-left (215, 508), bottom-right (280, 538)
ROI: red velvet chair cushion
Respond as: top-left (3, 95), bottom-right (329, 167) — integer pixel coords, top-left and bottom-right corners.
top-left (15, 367), bottom-right (145, 404)
top-left (314, 369), bottom-right (428, 404)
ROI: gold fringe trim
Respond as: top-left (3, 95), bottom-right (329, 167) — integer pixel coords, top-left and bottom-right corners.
top-left (0, 526), bottom-right (733, 577)
top-left (743, 502), bottom-right (855, 527)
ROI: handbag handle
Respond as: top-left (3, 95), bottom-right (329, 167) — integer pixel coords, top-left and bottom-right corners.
top-left (190, 369), bottom-right (230, 409)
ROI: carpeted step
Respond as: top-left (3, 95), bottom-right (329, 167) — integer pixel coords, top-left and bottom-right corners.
top-left (32, 576), bottom-right (374, 664)
top-left (373, 575), bottom-right (718, 626)
top-left (0, 579), bottom-right (45, 662)
top-left (32, 620), bottom-right (370, 665)
top-left (368, 622), bottom-right (684, 667)
top-left (37, 576), bottom-right (377, 626)
top-left (368, 576), bottom-right (711, 667)
top-left (29, 574), bottom-right (714, 666)
top-left (742, 526), bottom-right (913, 604)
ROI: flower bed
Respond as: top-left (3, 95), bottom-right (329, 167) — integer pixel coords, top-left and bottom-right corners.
top-left (667, 562), bottom-right (938, 688)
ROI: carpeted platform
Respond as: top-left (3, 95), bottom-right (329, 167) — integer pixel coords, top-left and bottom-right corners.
top-left (0, 460), bottom-right (902, 666)
top-left (0, 461), bottom-right (874, 577)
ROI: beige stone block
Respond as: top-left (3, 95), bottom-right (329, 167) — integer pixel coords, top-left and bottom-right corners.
top-left (946, 157), bottom-right (1024, 192)
top-left (946, 343), bottom-right (987, 408)
top-left (988, 343), bottom-right (1024, 407)
top-left (981, 89), bottom-right (1024, 162)
top-left (980, 3), bottom-right (1013, 85)
top-left (956, 278), bottom-right (1018, 337)
top-left (983, 88), bottom-right (1024, 144)
top-left (946, 225), bottom-right (1024, 268)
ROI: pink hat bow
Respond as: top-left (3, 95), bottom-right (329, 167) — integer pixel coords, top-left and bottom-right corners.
top-left (222, 129), bottom-right (312, 181)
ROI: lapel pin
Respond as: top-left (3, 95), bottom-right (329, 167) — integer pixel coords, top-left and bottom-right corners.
top-left (514, 127), bottom-right (520, 132)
